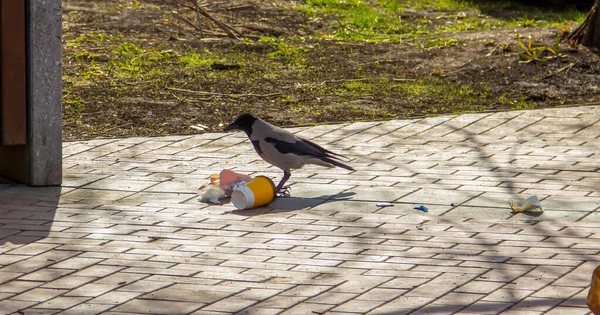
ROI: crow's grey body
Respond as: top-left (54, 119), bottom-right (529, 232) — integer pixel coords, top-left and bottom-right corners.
top-left (224, 113), bottom-right (354, 192)
top-left (249, 119), bottom-right (333, 171)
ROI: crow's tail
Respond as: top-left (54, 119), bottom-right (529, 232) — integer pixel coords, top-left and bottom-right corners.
top-left (321, 155), bottom-right (354, 171)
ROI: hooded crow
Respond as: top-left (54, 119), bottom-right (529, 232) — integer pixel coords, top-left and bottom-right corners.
top-left (223, 113), bottom-right (354, 193)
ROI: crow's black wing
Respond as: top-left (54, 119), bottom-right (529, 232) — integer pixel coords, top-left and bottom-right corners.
top-left (264, 137), bottom-right (354, 171)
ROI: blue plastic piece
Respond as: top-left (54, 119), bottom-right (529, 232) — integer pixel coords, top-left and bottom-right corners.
top-left (413, 205), bottom-right (429, 212)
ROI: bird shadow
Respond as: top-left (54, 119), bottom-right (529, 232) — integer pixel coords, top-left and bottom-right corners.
top-left (230, 191), bottom-right (357, 216)
top-left (520, 210), bottom-right (544, 218)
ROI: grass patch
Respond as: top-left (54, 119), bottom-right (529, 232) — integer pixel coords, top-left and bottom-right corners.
top-left (340, 80), bottom-right (375, 96)
top-left (295, 0), bottom-right (586, 43)
top-left (417, 37), bottom-right (464, 50)
top-left (66, 31), bottom-right (121, 48)
top-left (108, 42), bottom-right (176, 77)
top-left (179, 50), bottom-right (224, 68)
top-left (392, 78), bottom-right (490, 113)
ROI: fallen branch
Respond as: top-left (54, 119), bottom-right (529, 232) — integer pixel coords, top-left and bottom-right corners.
top-left (241, 24), bottom-right (290, 36)
top-left (171, 0), bottom-right (210, 11)
top-left (192, 0), bottom-right (203, 37)
top-left (174, 18), bottom-right (243, 38)
top-left (176, 15), bottom-right (203, 33)
top-left (167, 87), bottom-right (282, 98)
top-left (485, 44), bottom-right (500, 57)
top-left (217, 4), bottom-right (256, 12)
top-left (319, 78), bottom-right (415, 85)
top-left (543, 62), bottom-right (576, 79)
top-left (196, 5), bottom-right (241, 39)
top-left (172, 0), bottom-right (241, 39)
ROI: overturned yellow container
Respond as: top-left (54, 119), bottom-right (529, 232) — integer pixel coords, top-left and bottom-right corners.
top-left (231, 176), bottom-right (276, 210)
top-left (588, 265), bottom-right (600, 314)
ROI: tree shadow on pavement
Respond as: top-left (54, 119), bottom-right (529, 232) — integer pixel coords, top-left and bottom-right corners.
top-left (0, 183), bottom-right (62, 249)
top-left (369, 297), bottom-right (589, 314)
top-left (230, 192), bottom-right (357, 216)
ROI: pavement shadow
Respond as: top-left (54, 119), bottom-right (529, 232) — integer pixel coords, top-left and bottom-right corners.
top-left (371, 297), bottom-right (589, 314)
top-left (0, 184), bottom-right (62, 247)
top-left (230, 191), bottom-right (357, 216)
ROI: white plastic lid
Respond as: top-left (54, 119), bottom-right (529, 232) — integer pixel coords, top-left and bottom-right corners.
top-left (231, 186), bottom-right (255, 210)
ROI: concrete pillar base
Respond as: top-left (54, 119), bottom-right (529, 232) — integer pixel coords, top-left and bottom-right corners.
top-left (0, 0), bottom-right (62, 186)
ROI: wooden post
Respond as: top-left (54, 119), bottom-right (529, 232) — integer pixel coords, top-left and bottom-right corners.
top-left (0, 0), bottom-right (62, 186)
top-left (0, 0), bottom-right (27, 145)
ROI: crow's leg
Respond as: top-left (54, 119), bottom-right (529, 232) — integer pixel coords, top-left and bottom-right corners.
top-left (275, 171), bottom-right (291, 196)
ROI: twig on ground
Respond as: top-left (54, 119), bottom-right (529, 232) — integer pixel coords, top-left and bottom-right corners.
top-left (241, 24), bottom-right (289, 36)
top-left (485, 44), bottom-right (500, 57)
top-left (176, 15), bottom-right (203, 32)
top-left (171, 0), bottom-right (210, 11)
top-left (192, 0), bottom-right (203, 37)
top-left (171, 0), bottom-right (241, 39)
top-left (319, 78), bottom-right (415, 85)
top-left (543, 62), bottom-right (576, 79)
top-left (123, 79), bottom-right (158, 85)
top-left (196, 5), bottom-right (241, 39)
top-left (167, 87), bottom-right (282, 98)
top-left (391, 78), bottom-right (417, 82)
top-left (217, 4), bottom-right (255, 11)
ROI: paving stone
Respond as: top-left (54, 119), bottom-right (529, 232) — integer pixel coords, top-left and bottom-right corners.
top-left (201, 296), bottom-right (258, 312)
top-left (82, 178), bottom-right (159, 191)
top-left (142, 287), bottom-right (231, 304)
top-left (459, 300), bottom-right (515, 314)
top-left (18, 268), bottom-right (75, 282)
top-left (0, 300), bottom-right (37, 314)
top-left (112, 299), bottom-right (201, 314)
top-left (1, 106), bottom-right (600, 314)
top-left (33, 296), bottom-right (90, 309)
top-left (543, 306), bottom-right (591, 315)
top-left (88, 291), bottom-right (142, 305)
top-left (57, 303), bottom-right (115, 315)
top-left (11, 288), bottom-right (67, 302)
top-left (507, 296), bottom-right (563, 312)
top-left (64, 283), bottom-right (119, 297)
top-left (398, 188), bottom-right (482, 206)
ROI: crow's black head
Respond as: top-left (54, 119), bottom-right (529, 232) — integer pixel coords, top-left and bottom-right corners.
top-left (223, 113), bottom-right (257, 135)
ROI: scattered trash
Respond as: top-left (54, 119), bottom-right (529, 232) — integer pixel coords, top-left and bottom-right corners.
top-left (413, 205), bottom-right (429, 212)
top-left (376, 202), bottom-right (394, 208)
top-left (218, 169), bottom-right (252, 195)
top-left (450, 203), bottom-right (455, 207)
top-left (200, 169), bottom-right (252, 204)
top-left (416, 225), bottom-right (423, 230)
top-left (200, 184), bottom-right (226, 204)
top-left (231, 176), bottom-right (276, 210)
top-left (509, 196), bottom-right (542, 213)
top-left (190, 124), bottom-right (208, 132)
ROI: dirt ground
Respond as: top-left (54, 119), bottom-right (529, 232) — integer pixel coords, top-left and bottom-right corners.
top-left (61, 0), bottom-right (600, 140)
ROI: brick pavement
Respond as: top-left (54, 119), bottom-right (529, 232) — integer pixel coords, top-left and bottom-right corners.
top-left (0, 105), bottom-right (599, 314)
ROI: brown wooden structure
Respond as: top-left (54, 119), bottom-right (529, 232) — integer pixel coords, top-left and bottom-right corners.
top-left (0, 0), bottom-right (27, 145)
top-left (0, 0), bottom-right (62, 186)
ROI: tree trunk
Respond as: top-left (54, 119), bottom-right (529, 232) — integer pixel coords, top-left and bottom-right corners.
top-left (566, 0), bottom-right (600, 50)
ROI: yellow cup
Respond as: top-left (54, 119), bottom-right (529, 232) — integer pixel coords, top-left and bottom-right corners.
top-left (588, 265), bottom-right (600, 314)
top-left (231, 176), bottom-right (276, 210)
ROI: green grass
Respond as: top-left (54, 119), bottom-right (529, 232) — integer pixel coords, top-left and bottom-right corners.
top-left (295, 0), bottom-right (587, 43)
top-left (392, 78), bottom-right (490, 113)
top-left (417, 37), bottom-right (464, 50)
top-left (179, 50), bottom-right (224, 68)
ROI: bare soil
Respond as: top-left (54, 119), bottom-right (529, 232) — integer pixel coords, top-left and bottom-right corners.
top-left (62, 0), bottom-right (600, 141)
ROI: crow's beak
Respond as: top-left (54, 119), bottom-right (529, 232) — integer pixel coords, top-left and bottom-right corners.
top-left (223, 122), bottom-right (237, 132)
